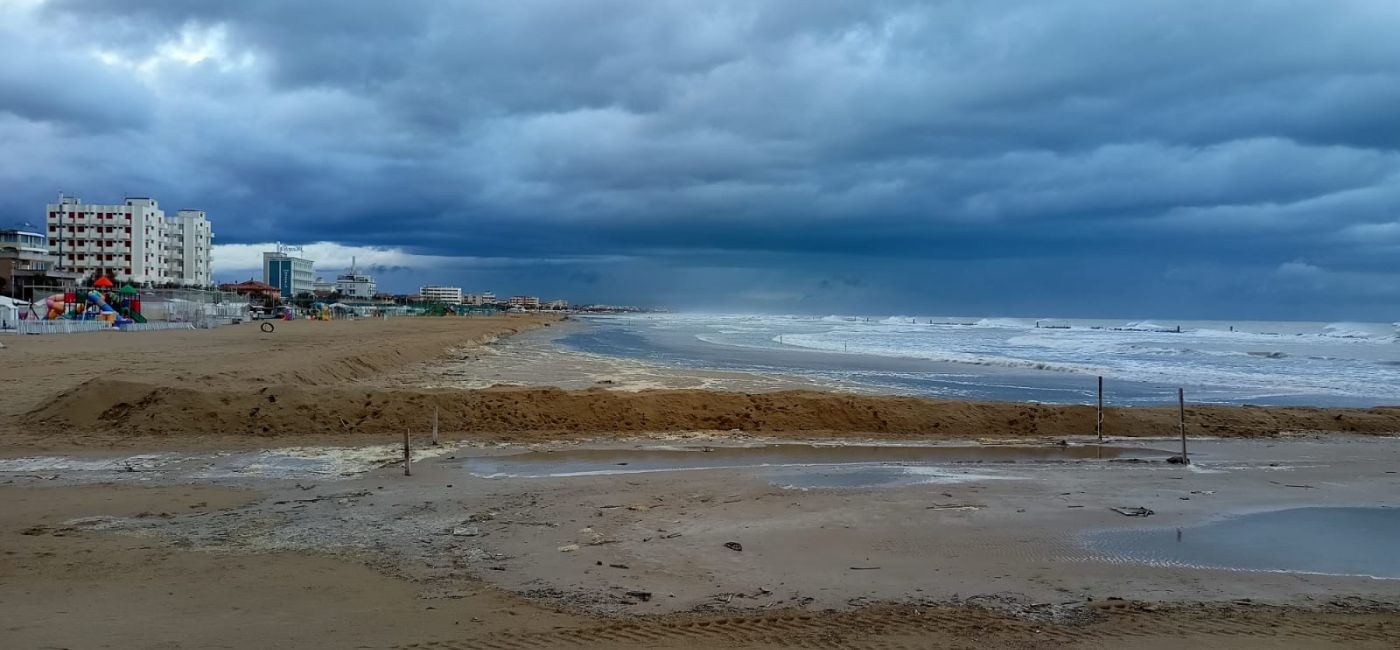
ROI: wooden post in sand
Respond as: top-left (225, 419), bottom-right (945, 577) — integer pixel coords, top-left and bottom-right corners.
top-left (1096, 376), bottom-right (1104, 442)
top-left (1178, 388), bottom-right (1189, 465)
top-left (431, 406), bottom-right (440, 446)
top-left (403, 429), bottom-right (412, 476)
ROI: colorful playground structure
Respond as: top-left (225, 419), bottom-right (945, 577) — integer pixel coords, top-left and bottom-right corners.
top-left (35, 276), bottom-right (147, 326)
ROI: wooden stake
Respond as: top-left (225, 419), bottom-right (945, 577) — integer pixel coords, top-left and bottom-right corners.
top-left (1096, 376), bottom-right (1104, 442)
top-left (1178, 388), bottom-right (1189, 465)
top-left (432, 406), bottom-right (440, 446)
top-left (403, 429), bottom-right (412, 476)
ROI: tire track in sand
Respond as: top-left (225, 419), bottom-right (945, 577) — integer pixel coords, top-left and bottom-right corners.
top-left (394, 604), bottom-right (1400, 649)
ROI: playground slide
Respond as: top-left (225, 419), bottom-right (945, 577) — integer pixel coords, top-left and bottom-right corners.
top-left (89, 291), bottom-right (116, 323)
top-left (84, 290), bottom-right (132, 325)
top-left (44, 294), bottom-right (64, 319)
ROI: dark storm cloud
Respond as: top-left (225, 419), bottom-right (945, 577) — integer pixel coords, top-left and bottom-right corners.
top-left (3, 0), bottom-right (1400, 318)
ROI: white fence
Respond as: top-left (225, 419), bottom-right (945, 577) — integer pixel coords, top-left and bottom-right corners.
top-left (0, 320), bottom-right (198, 335)
top-left (1, 320), bottom-right (111, 335)
top-left (118, 322), bottom-right (197, 333)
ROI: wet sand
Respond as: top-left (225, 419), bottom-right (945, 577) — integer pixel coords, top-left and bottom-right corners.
top-left (3, 436), bottom-right (1399, 648)
top-left (398, 320), bottom-right (844, 392)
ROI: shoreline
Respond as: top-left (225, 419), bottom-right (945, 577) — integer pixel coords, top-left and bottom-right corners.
top-left (2, 314), bottom-right (1399, 450)
top-left (562, 314), bottom-right (1400, 408)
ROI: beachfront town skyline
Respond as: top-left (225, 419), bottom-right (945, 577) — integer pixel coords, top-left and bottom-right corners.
top-left (3, 194), bottom-right (594, 311)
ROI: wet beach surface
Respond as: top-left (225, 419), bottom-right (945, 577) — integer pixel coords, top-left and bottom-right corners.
top-left (1087, 506), bottom-right (1400, 579)
top-left (4, 434), bottom-right (1399, 618)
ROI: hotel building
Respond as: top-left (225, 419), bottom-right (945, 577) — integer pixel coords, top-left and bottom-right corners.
top-left (334, 258), bottom-right (376, 299)
top-left (1, 227), bottom-right (80, 299)
top-left (263, 245), bottom-right (316, 298)
top-left (44, 194), bottom-right (213, 286)
top-left (419, 285), bottom-right (463, 303)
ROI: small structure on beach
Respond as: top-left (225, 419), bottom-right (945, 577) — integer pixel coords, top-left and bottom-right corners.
top-left (218, 279), bottom-right (282, 303)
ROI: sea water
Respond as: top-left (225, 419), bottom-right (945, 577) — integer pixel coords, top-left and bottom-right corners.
top-left (559, 314), bottom-right (1400, 406)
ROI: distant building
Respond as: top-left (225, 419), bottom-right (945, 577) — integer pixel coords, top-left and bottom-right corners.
top-left (334, 257), bottom-right (376, 299)
top-left (419, 285), bottom-right (462, 304)
top-left (1, 227), bottom-right (80, 300)
top-left (508, 295), bottom-right (540, 309)
top-left (464, 291), bottom-right (496, 306)
top-left (311, 276), bottom-right (335, 296)
top-left (545, 299), bottom-right (569, 310)
top-left (44, 194), bottom-right (213, 286)
top-left (263, 245), bottom-right (315, 298)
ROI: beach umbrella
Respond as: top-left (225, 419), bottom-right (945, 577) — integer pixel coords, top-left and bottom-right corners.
top-left (118, 285), bottom-right (138, 295)
top-left (93, 276), bottom-right (114, 288)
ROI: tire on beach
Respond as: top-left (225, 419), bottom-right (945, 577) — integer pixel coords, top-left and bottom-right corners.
top-left (260, 322), bottom-right (275, 333)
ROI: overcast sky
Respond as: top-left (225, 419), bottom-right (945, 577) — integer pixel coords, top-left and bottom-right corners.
top-left (3, 1), bottom-right (1399, 319)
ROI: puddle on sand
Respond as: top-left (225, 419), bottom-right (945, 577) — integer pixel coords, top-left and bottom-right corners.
top-left (462, 444), bottom-right (1168, 488)
top-left (1086, 507), bottom-right (1400, 579)
top-left (764, 464), bottom-right (1016, 489)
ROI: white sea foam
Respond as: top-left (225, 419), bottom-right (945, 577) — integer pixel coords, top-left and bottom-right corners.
top-left (590, 313), bottom-right (1400, 403)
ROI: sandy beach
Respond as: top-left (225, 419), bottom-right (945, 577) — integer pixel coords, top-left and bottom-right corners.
top-left (3, 318), bottom-right (1400, 649)
top-left (4, 316), bottom-right (1400, 450)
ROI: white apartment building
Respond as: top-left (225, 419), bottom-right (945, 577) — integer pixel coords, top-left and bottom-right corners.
top-left (419, 285), bottom-right (463, 303)
top-left (334, 258), bottom-right (376, 299)
top-left (168, 210), bottom-right (213, 286)
top-left (44, 195), bottom-right (213, 286)
top-left (263, 246), bottom-right (316, 298)
top-left (464, 291), bottom-right (496, 306)
top-left (508, 295), bottom-right (541, 309)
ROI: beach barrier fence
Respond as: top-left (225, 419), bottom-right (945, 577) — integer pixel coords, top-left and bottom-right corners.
top-left (2, 320), bottom-right (110, 335)
top-left (120, 322), bottom-right (197, 333)
top-left (1, 320), bottom-right (200, 335)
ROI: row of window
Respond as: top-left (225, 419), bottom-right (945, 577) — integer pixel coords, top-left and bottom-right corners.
top-left (51, 225), bottom-right (134, 234)
top-left (67, 254), bottom-right (132, 261)
top-left (58, 240), bottom-right (132, 248)
top-left (48, 211), bottom-right (135, 220)
top-left (67, 267), bottom-right (138, 275)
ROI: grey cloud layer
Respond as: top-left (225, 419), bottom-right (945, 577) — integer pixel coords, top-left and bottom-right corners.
top-left (2, 0), bottom-right (1398, 317)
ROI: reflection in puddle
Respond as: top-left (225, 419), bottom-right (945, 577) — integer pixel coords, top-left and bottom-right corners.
top-left (1086, 507), bottom-right (1400, 579)
top-left (765, 464), bottom-right (1016, 489)
top-left (463, 444), bottom-right (1167, 488)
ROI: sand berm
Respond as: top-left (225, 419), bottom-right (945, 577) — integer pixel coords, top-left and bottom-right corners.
top-left (5, 314), bottom-right (1400, 446)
